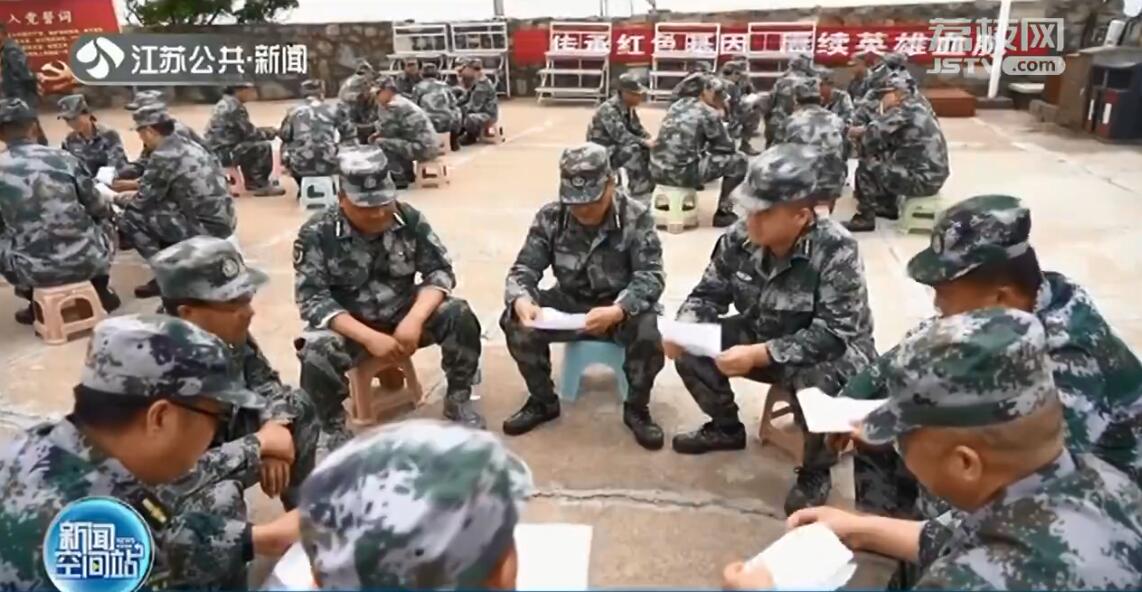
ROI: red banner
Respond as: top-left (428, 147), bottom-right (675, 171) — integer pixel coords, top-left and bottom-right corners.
top-left (0, 0), bottom-right (121, 93)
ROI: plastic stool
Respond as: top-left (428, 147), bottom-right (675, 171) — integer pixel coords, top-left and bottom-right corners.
top-left (652, 185), bottom-right (699, 234)
top-left (299, 176), bottom-right (337, 210)
top-left (480, 124), bottom-right (505, 144)
top-left (896, 193), bottom-right (945, 234)
top-left (346, 356), bottom-right (423, 430)
top-left (32, 281), bottom-right (107, 345)
top-left (758, 384), bottom-right (805, 464)
top-left (437, 132), bottom-right (451, 153)
top-left (416, 159), bottom-right (450, 188)
top-left (225, 166), bottom-right (245, 197)
top-left (558, 341), bottom-right (629, 402)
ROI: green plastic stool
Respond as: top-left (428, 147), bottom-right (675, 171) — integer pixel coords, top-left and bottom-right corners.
top-left (558, 341), bottom-right (629, 403)
top-left (652, 185), bottom-right (699, 234)
top-left (897, 193), bottom-right (945, 234)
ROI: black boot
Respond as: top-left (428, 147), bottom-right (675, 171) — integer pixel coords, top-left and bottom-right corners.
top-left (843, 210), bottom-right (876, 232)
top-left (739, 138), bottom-right (759, 156)
top-left (14, 303), bottom-right (34, 325)
top-left (672, 421), bottom-right (746, 454)
top-left (133, 279), bottom-right (161, 299)
top-left (443, 397), bottom-right (486, 430)
top-left (459, 131), bottom-right (477, 147)
top-left (91, 275), bottom-right (121, 313)
top-left (783, 467), bottom-right (832, 516)
top-left (449, 131), bottom-right (462, 152)
top-left (502, 397), bottom-right (560, 436)
top-left (875, 198), bottom-right (900, 220)
top-left (622, 403), bottom-right (664, 450)
top-left (712, 210), bottom-right (738, 228)
top-left (715, 175), bottom-right (743, 227)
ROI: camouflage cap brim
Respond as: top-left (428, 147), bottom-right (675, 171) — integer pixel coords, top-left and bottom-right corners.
top-left (906, 240), bottom-right (1031, 285)
top-left (196, 375), bottom-right (265, 410)
top-left (343, 179), bottom-right (397, 207)
top-left (730, 183), bottom-right (775, 213)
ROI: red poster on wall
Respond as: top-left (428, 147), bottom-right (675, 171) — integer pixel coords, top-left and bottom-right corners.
top-left (0, 0), bottom-right (121, 93)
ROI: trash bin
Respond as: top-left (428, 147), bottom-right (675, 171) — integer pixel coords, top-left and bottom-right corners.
top-left (1087, 47), bottom-right (1142, 141)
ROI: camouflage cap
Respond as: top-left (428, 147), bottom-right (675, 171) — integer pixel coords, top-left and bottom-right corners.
top-left (300, 79), bottom-right (325, 97)
top-left (880, 70), bottom-right (914, 93)
top-left (125, 90), bottom-right (164, 111)
top-left (354, 58), bottom-right (375, 75)
top-left (56, 94), bottom-right (89, 119)
top-left (0, 98), bottom-right (36, 123)
top-left (132, 103), bottom-right (173, 130)
top-left (464, 57), bottom-right (484, 70)
top-left (882, 51), bottom-right (908, 68)
top-left (790, 75), bottom-right (822, 101)
top-left (731, 143), bottom-right (835, 211)
top-left (788, 53), bottom-right (816, 74)
top-left (617, 72), bottom-right (647, 94)
top-left (339, 145), bottom-right (398, 207)
top-left (907, 194), bottom-right (1032, 286)
top-left (339, 74), bottom-right (372, 101)
top-left (80, 314), bottom-right (263, 409)
top-left (422, 62), bottom-right (440, 77)
top-left (676, 71), bottom-right (708, 98)
top-left (860, 308), bottom-right (1056, 445)
top-left (372, 76), bottom-right (398, 93)
top-left (299, 419), bottom-right (534, 589)
top-left (721, 60), bottom-right (746, 75)
top-left (151, 236), bottom-right (269, 303)
top-left (559, 142), bottom-right (611, 204)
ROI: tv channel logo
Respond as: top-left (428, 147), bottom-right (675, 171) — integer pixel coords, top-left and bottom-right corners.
top-left (43, 497), bottom-right (155, 592)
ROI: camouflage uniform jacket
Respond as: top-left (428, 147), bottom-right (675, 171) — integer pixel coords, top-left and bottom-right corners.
top-left (847, 73), bottom-right (870, 106)
top-left (677, 218), bottom-right (877, 375)
top-left (128, 120), bottom-right (208, 178)
top-left (125, 134), bottom-right (237, 239)
top-left (586, 95), bottom-right (649, 149)
top-left (651, 97), bottom-right (737, 184)
top-left (504, 192), bottom-right (664, 315)
top-left (0, 419), bottom-right (249, 589)
top-left (0, 140), bottom-right (113, 287)
top-left (824, 89), bottom-right (855, 124)
top-left (279, 97), bottom-right (348, 175)
top-left (764, 72), bottom-right (804, 127)
top-left (374, 96), bottom-right (441, 160)
top-left (394, 72), bottom-right (421, 99)
top-left (294, 202), bottom-right (455, 329)
top-left (61, 123), bottom-right (130, 176)
top-left (917, 451), bottom-right (1142, 590)
top-left (204, 94), bottom-right (271, 153)
top-left (861, 96), bottom-right (949, 178)
top-left (458, 77), bottom-right (499, 119)
top-left (414, 78), bottom-right (460, 128)
top-left (774, 104), bottom-right (846, 158)
top-left (0, 38), bottom-right (36, 102)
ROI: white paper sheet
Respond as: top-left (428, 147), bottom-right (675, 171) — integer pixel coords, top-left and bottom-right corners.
top-left (659, 318), bottom-right (722, 358)
top-left (96, 166), bottom-right (115, 186)
top-left (515, 523), bottom-right (593, 591)
top-left (261, 523), bottom-right (594, 591)
top-left (96, 183), bottom-right (118, 203)
top-left (797, 387), bottom-right (887, 434)
top-left (747, 523), bottom-right (856, 591)
top-left (532, 307), bottom-right (587, 331)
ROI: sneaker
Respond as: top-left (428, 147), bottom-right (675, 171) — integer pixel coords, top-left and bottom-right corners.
top-left (502, 397), bottom-right (560, 436)
top-left (251, 185), bottom-right (287, 197)
top-left (133, 279), bottom-right (161, 299)
top-left (671, 421), bottom-right (746, 454)
top-left (783, 467), bottom-right (832, 516)
top-left (712, 211), bottom-right (738, 228)
top-left (443, 399), bottom-right (486, 430)
top-left (622, 404), bottom-right (664, 450)
top-left (14, 304), bottom-right (34, 325)
top-left (843, 212), bottom-right (876, 233)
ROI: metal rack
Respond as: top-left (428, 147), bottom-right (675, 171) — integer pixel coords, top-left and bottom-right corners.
top-left (537, 21), bottom-right (612, 104)
top-left (449, 21), bottom-right (511, 97)
top-left (647, 22), bottom-right (721, 103)
top-left (383, 23), bottom-right (451, 77)
top-left (740, 21), bottom-right (818, 91)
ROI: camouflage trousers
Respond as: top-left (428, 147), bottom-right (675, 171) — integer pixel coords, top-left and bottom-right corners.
top-left (673, 315), bottom-right (839, 471)
top-left (853, 446), bottom-right (920, 517)
top-left (376, 138), bottom-right (437, 186)
top-left (854, 157), bottom-right (945, 216)
top-left (462, 112), bottom-right (496, 138)
top-left (428, 112), bottom-right (461, 134)
top-left (610, 143), bottom-right (655, 200)
top-left (650, 152), bottom-right (747, 215)
top-left (499, 289), bottom-right (665, 407)
top-left (162, 478), bottom-right (250, 590)
top-left (283, 142), bottom-right (338, 178)
top-left (0, 228), bottom-right (114, 289)
top-left (295, 297), bottom-right (482, 450)
top-left (118, 206), bottom-right (206, 259)
top-left (225, 140), bottom-right (274, 189)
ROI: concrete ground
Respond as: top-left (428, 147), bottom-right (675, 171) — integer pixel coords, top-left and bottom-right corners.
top-left (2, 98), bottom-right (1141, 588)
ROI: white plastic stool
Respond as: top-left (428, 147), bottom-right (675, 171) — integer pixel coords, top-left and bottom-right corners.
top-left (437, 132), bottom-right (451, 153)
top-left (299, 176), bottom-right (337, 210)
top-left (652, 185), bottom-right (699, 234)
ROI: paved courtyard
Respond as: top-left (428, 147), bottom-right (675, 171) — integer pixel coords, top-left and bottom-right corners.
top-left (2, 98), bottom-right (1141, 587)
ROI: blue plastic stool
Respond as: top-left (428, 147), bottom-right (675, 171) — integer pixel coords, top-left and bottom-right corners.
top-left (558, 341), bottom-right (629, 402)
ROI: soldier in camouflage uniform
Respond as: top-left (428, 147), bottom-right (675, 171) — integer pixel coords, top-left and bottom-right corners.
top-left (299, 420), bottom-right (533, 589)
top-left (394, 58), bottom-right (421, 99)
top-left (668, 61), bottom-right (713, 106)
top-left (651, 75), bottom-right (747, 228)
top-left (117, 90), bottom-right (210, 183)
top-left (118, 104), bottom-right (238, 298)
top-left (788, 307), bottom-right (1142, 590)
top-left (845, 72), bottom-right (949, 232)
top-left (0, 314), bottom-right (304, 590)
top-left (586, 73), bottom-right (655, 202)
top-left (818, 68), bottom-right (855, 161)
top-left (720, 60), bottom-right (762, 155)
top-left (843, 195), bottom-right (1142, 522)
top-left (338, 71), bottom-right (377, 145)
top-left (850, 53), bottom-right (915, 127)
top-left (500, 143), bottom-right (666, 450)
top-left (279, 79), bottom-right (348, 190)
top-left (669, 144), bottom-right (876, 516)
top-left (762, 53), bottom-right (817, 147)
top-left (0, 24), bottom-right (45, 145)
top-left (772, 76), bottom-right (847, 195)
top-left (0, 98), bottom-right (121, 325)
top-left (294, 146), bottom-right (485, 450)
top-left (370, 76), bottom-right (442, 188)
top-left (846, 52), bottom-right (877, 107)
top-left (57, 94), bottom-right (130, 177)
top-left (152, 236), bottom-right (320, 516)
top-left (204, 83), bottom-right (286, 196)
top-left (456, 58), bottom-right (499, 143)
top-left (414, 63), bottom-right (463, 151)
